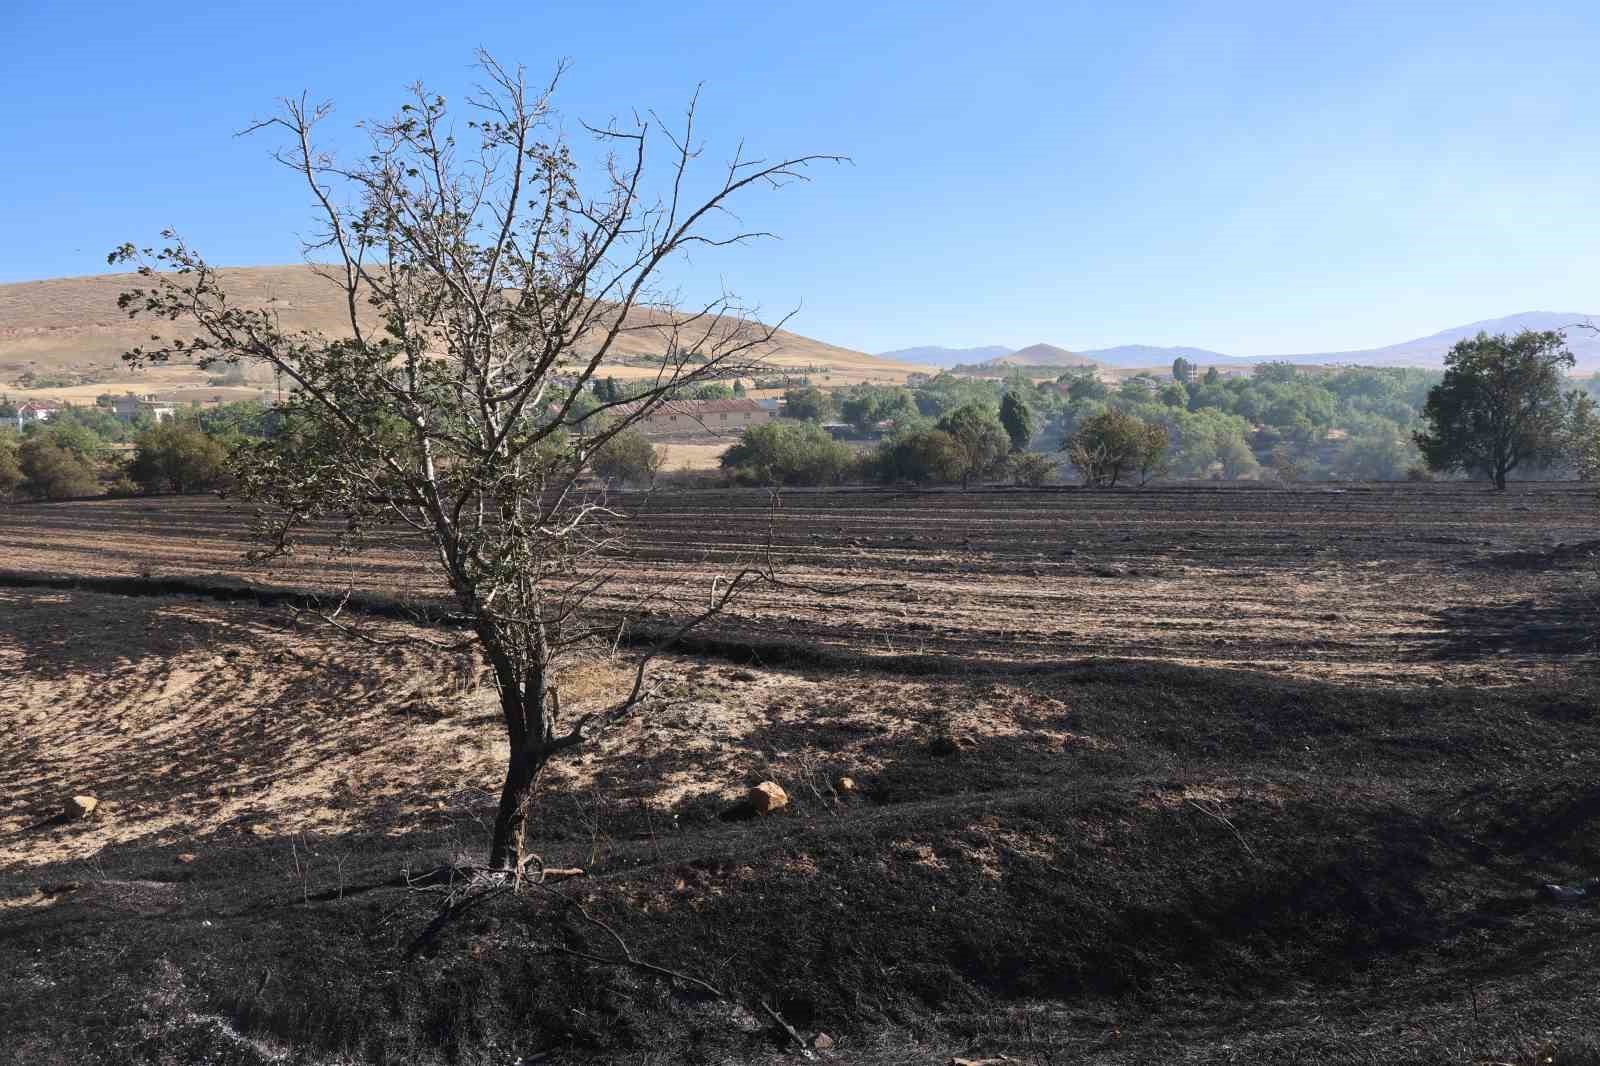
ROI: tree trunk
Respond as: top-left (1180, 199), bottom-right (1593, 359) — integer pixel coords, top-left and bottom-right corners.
top-left (488, 747), bottom-right (537, 871)
top-left (483, 639), bottom-right (554, 871)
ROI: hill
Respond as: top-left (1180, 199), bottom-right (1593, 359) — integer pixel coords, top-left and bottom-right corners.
top-left (1257, 311), bottom-right (1600, 370)
top-left (0, 266), bottom-right (927, 387)
top-left (1078, 343), bottom-right (1240, 368)
top-left (875, 344), bottom-right (1014, 367)
top-left (890, 314), bottom-right (1600, 374)
top-left (988, 342), bottom-right (1097, 368)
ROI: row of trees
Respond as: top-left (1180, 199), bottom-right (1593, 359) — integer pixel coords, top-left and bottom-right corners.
top-left (0, 401), bottom-right (274, 500)
top-left (721, 402), bottom-right (1025, 487)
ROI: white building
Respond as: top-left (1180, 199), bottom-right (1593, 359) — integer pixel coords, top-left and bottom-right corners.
top-left (13, 400), bottom-right (61, 430)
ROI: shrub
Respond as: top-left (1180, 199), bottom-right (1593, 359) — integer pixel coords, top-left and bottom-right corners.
top-left (1064, 408), bottom-right (1168, 487)
top-left (19, 438), bottom-right (99, 500)
top-left (1333, 429), bottom-right (1417, 481)
top-left (1271, 445), bottom-right (1306, 484)
top-left (130, 421), bottom-right (231, 494)
top-left (780, 386), bottom-right (832, 422)
top-left (936, 403), bottom-right (1011, 487)
top-left (999, 392), bottom-right (1034, 452)
top-left (590, 429), bottom-right (662, 486)
top-left (0, 436), bottom-right (21, 498)
top-left (1009, 453), bottom-right (1056, 487)
top-left (1214, 434), bottom-right (1261, 480)
top-left (719, 420), bottom-right (858, 486)
top-left (870, 429), bottom-right (967, 485)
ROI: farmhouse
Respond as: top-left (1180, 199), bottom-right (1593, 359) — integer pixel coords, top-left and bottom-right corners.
top-left (107, 394), bottom-right (178, 423)
top-left (618, 397), bottom-right (772, 439)
top-left (12, 400), bottom-right (62, 429)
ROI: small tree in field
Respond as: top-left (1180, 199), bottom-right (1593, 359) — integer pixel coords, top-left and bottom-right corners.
top-left (1009, 452), bottom-right (1055, 487)
top-left (998, 391), bottom-right (1034, 452)
top-left (111, 54), bottom-right (839, 871)
top-left (1562, 391), bottom-right (1600, 481)
top-left (1414, 330), bottom-right (1574, 489)
top-left (936, 403), bottom-right (1010, 488)
top-left (1064, 408), bottom-right (1166, 488)
top-left (19, 437), bottom-right (99, 500)
top-left (589, 428), bottom-right (662, 487)
top-left (130, 420), bottom-right (231, 494)
top-left (0, 438), bottom-right (21, 499)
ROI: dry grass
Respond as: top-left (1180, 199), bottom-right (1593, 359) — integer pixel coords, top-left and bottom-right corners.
top-left (0, 265), bottom-right (929, 385)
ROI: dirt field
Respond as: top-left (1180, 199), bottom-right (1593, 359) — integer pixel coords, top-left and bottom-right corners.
top-left (1, 483), bottom-right (1594, 686)
top-left (1, 483), bottom-right (1597, 1065)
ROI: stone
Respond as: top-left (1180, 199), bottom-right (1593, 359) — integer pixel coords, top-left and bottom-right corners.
top-left (66, 795), bottom-right (97, 820)
top-left (833, 776), bottom-right (857, 794)
top-left (812, 1031), bottom-right (835, 1050)
top-left (749, 781), bottom-right (788, 815)
top-left (929, 734), bottom-right (974, 757)
top-left (174, 853), bottom-right (197, 865)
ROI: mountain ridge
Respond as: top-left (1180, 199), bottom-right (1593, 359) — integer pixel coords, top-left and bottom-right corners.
top-left (882, 312), bottom-right (1600, 372)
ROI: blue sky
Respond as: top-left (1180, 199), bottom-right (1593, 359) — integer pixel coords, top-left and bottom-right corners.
top-left (5, 0), bottom-right (1599, 355)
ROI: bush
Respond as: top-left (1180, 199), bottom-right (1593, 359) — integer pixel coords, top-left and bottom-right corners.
top-left (780, 386), bottom-right (833, 422)
top-left (130, 421), bottom-right (231, 494)
top-left (1270, 445), bottom-right (1306, 484)
top-left (1009, 453), bottom-right (1056, 487)
top-left (1064, 408), bottom-right (1168, 487)
top-left (590, 429), bottom-right (662, 486)
top-left (1333, 429), bottom-right (1417, 481)
top-left (719, 421), bottom-right (858, 486)
top-left (936, 403), bottom-right (1011, 487)
top-left (871, 429), bottom-right (967, 485)
top-left (19, 438), bottom-right (99, 500)
top-left (1214, 434), bottom-right (1261, 480)
top-left (999, 392), bottom-right (1034, 452)
top-left (0, 436), bottom-right (21, 498)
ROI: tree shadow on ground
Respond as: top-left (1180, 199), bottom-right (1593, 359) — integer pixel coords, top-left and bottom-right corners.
top-left (1422, 589), bottom-right (1598, 661)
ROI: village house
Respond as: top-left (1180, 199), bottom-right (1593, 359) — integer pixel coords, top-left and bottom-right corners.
top-left (107, 394), bottom-right (178, 424)
top-left (616, 397), bottom-right (773, 439)
top-left (13, 400), bottom-right (62, 430)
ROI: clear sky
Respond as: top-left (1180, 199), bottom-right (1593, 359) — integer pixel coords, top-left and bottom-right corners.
top-left (4, 0), bottom-right (1598, 355)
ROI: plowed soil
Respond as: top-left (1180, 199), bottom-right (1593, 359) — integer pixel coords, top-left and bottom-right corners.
top-left (2, 482), bottom-right (1595, 685)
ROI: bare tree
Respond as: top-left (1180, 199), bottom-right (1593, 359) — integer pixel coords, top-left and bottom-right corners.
top-left (111, 52), bottom-right (841, 870)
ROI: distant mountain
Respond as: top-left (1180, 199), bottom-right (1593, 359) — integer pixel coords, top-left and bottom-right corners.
top-left (1077, 344), bottom-right (1240, 369)
top-left (889, 313), bottom-right (1600, 376)
top-left (1254, 312), bottom-right (1600, 370)
top-left (875, 344), bottom-right (1014, 367)
top-left (990, 343), bottom-right (1098, 368)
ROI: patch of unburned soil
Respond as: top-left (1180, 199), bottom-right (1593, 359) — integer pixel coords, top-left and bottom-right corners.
top-left (0, 590), bottom-right (1109, 873)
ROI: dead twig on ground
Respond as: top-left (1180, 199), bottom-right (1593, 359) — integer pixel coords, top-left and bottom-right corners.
top-left (1186, 799), bottom-right (1257, 861)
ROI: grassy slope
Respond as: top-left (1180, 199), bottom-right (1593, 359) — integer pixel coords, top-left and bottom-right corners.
top-left (0, 266), bottom-right (926, 384)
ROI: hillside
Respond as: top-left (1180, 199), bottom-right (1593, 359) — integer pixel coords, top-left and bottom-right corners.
top-left (1078, 343), bottom-right (1239, 368)
top-left (0, 266), bottom-right (927, 386)
top-left (875, 344), bottom-right (1014, 367)
top-left (1258, 311), bottom-right (1600, 369)
top-left (988, 342), bottom-right (1096, 368)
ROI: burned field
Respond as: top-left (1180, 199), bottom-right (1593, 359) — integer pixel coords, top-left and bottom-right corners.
top-left (1, 481), bottom-right (1597, 682)
top-left (1, 483), bottom-right (1598, 1065)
